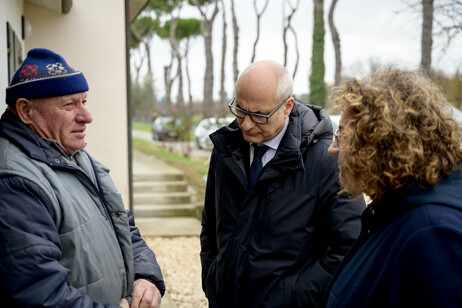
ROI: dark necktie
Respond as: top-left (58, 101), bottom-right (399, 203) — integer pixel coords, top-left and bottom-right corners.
top-left (249, 144), bottom-right (269, 188)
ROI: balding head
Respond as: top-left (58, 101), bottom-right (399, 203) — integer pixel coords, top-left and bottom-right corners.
top-left (236, 60), bottom-right (293, 104)
top-left (231, 60), bottom-right (295, 144)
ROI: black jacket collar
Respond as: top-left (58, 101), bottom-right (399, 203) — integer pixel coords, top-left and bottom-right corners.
top-left (210, 100), bottom-right (333, 172)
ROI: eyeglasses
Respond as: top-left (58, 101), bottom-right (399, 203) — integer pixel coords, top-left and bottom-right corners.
top-left (333, 129), bottom-right (340, 147)
top-left (228, 96), bottom-right (291, 125)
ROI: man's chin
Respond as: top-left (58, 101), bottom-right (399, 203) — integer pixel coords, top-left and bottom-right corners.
top-left (64, 142), bottom-right (86, 155)
top-left (243, 133), bottom-right (261, 144)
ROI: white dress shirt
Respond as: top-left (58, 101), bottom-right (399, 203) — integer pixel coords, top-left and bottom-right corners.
top-left (250, 117), bottom-right (290, 167)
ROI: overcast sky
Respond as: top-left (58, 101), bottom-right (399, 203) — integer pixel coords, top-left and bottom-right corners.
top-left (137, 0), bottom-right (462, 101)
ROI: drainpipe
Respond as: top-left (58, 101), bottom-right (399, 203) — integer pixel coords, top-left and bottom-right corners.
top-left (125, 0), bottom-right (133, 211)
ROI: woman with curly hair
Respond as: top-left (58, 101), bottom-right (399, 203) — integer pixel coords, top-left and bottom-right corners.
top-left (323, 68), bottom-right (462, 307)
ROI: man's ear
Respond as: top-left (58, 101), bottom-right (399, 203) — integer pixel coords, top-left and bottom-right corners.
top-left (283, 97), bottom-right (295, 118)
top-left (15, 98), bottom-right (35, 125)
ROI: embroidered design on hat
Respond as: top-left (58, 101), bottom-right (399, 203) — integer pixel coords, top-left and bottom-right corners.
top-left (19, 65), bottom-right (38, 81)
top-left (5, 48), bottom-right (89, 106)
top-left (47, 62), bottom-right (68, 76)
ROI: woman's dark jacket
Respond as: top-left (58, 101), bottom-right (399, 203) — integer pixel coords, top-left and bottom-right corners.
top-left (200, 101), bottom-right (365, 307)
top-left (0, 110), bottom-right (165, 307)
top-left (324, 170), bottom-right (462, 308)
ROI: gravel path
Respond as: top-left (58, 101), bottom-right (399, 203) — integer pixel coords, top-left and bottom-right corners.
top-left (145, 236), bottom-right (208, 308)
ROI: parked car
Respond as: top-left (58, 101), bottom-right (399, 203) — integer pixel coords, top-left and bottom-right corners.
top-left (194, 117), bottom-right (235, 150)
top-left (151, 116), bottom-right (182, 141)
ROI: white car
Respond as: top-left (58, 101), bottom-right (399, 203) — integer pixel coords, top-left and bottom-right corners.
top-left (151, 116), bottom-right (182, 141)
top-left (194, 117), bottom-right (235, 150)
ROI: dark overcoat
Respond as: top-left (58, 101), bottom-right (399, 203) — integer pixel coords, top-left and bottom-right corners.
top-left (201, 102), bottom-right (365, 307)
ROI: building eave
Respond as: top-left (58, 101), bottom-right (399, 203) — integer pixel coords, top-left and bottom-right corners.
top-left (25, 0), bottom-right (73, 14)
top-left (129, 0), bottom-right (149, 22)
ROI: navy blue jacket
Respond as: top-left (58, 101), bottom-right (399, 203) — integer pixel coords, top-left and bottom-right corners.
top-left (201, 102), bottom-right (365, 307)
top-left (324, 170), bottom-right (462, 308)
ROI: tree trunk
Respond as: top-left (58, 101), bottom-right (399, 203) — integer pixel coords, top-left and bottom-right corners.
top-left (184, 39), bottom-right (193, 105)
top-left (328, 0), bottom-right (341, 85)
top-left (283, 1), bottom-right (289, 66)
top-left (130, 21), bottom-right (154, 76)
top-left (143, 41), bottom-right (153, 76)
top-left (169, 18), bottom-right (184, 106)
top-left (309, 0), bottom-right (326, 107)
top-left (130, 49), bottom-right (144, 84)
top-left (421, 0), bottom-right (433, 74)
top-left (251, 0), bottom-right (270, 63)
top-left (203, 21), bottom-right (215, 117)
top-left (282, 0), bottom-right (300, 78)
top-left (220, 0), bottom-right (227, 104)
top-left (231, 0), bottom-right (239, 84)
top-left (164, 62), bottom-right (173, 110)
top-left (191, 0), bottom-right (219, 118)
top-left (176, 54), bottom-right (184, 105)
top-left (289, 26), bottom-right (300, 79)
top-left (163, 18), bottom-right (179, 112)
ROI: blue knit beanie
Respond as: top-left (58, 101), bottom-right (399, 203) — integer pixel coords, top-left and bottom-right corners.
top-left (5, 48), bottom-right (89, 106)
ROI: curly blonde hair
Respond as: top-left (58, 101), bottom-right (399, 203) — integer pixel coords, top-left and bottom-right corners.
top-left (330, 68), bottom-right (462, 202)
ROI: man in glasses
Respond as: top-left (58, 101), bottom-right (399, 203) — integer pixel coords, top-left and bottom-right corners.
top-left (200, 60), bottom-right (365, 308)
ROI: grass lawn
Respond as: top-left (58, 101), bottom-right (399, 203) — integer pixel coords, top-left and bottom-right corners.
top-left (132, 121), bottom-right (151, 132)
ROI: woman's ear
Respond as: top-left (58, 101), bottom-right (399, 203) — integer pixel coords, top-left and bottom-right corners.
top-left (14, 98), bottom-right (34, 125)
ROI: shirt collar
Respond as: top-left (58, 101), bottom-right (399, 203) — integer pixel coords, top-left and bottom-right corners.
top-left (253, 117), bottom-right (289, 150)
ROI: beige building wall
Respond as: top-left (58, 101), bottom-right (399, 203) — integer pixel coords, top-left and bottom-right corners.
top-left (0, 0), bottom-right (24, 106)
top-left (24, 0), bottom-right (130, 206)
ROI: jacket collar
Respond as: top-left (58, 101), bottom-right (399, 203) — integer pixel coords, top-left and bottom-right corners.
top-left (362, 170), bottom-right (462, 234)
top-left (0, 109), bottom-right (78, 166)
top-left (210, 100), bottom-right (333, 172)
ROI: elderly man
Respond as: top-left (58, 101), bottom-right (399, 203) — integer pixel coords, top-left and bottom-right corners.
top-left (200, 60), bottom-right (365, 307)
top-left (0, 48), bottom-right (164, 307)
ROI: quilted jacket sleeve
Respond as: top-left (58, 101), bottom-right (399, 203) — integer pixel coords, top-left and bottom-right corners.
top-left (0, 176), bottom-right (120, 307)
top-left (127, 210), bottom-right (166, 296)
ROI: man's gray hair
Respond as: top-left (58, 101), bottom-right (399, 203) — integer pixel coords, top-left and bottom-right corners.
top-left (275, 66), bottom-right (293, 101)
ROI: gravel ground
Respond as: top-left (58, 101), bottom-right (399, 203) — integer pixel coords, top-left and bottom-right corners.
top-left (145, 236), bottom-right (208, 308)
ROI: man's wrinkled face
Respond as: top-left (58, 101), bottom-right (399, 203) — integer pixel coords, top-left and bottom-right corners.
top-left (234, 96), bottom-right (293, 144)
top-left (233, 60), bottom-right (294, 144)
top-left (28, 92), bottom-right (92, 155)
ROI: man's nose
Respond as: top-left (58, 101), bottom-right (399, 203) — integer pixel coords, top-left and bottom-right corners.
top-left (76, 103), bottom-right (93, 123)
top-left (241, 114), bottom-right (256, 130)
